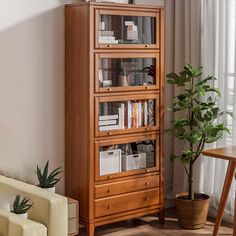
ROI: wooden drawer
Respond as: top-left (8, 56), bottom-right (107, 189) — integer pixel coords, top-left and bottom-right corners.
top-left (95, 174), bottom-right (159, 199)
top-left (95, 188), bottom-right (159, 218)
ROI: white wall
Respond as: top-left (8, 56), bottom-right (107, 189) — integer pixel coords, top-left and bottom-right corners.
top-left (0, 0), bottom-right (165, 195)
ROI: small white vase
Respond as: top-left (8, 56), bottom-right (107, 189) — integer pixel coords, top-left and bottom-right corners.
top-left (44, 187), bottom-right (55, 193)
top-left (18, 213), bottom-right (28, 219)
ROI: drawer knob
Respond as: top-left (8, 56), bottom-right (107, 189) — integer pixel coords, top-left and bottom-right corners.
top-left (146, 169), bottom-right (150, 172)
top-left (145, 182), bottom-right (150, 186)
top-left (107, 176), bottom-right (112, 179)
top-left (108, 132), bottom-right (112, 135)
top-left (145, 86), bottom-right (149, 90)
top-left (145, 45), bottom-right (150, 48)
top-left (107, 45), bottom-right (112, 48)
top-left (107, 87), bottom-right (112, 91)
top-left (107, 205), bottom-right (111, 209)
top-left (146, 127), bottom-right (150, 131)
top-left (107, 189), bottom-right (111, 194)
top-left (145, 196), bottom-right (150, 201)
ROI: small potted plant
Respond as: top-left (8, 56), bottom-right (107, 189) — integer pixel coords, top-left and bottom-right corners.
top-left (11, 194), bottom-right (33, 219)
top-left (167, 64), bottom-right (229, 229)
top-left (128, 0), bottom-right (135, 4)
top-left (35, 160), bottom-right (62, 192)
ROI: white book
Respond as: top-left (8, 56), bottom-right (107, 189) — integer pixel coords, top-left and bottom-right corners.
top-left (136, 102), bottom-right (139, 128)
top-left (127, 101), bottom-right (132, 128)
top-left (99, 31), bottom-right (114, 36)
top-left (118, 107), bottom-right (122, 129)
top-left (121, 103), bottom-right (125, 129)
top-left (99, 125), bottom-right (119, 131)
top-left (99, 39), bottom-right (119, 44)
top-left (144, 101), bottom-right (148, 126)
top-left (99, 119), bottom-right (117, 126)
top-left (99, 36), bottom-right (116, 41)
top-left (99, 115), bottom-right (119, 121)
top-left (138, 102), bottom-right (142, 127)
top-left (125, 21), bottom-right (135, 26)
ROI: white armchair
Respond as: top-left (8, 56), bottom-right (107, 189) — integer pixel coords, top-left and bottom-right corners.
top-left (0, 175), bottom-right (68, 236)
top-left (0, 208), bottom-right (47, 236)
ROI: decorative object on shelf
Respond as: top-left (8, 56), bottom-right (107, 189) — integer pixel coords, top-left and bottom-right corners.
top-left (143, 65), bottom-right (155, 77)
top-left (128, 0), bottom-right (135, 4)
top-left (125, 21), bottom-right (138, 41)
top-left (100, 149), bottom-right (122, 175)
top-left (35, 160), bottom-right (62, 192)
top-left (167, 64), bottom-right (229, 229)
top-left (11, 194), bottom-right (33, 219)
top-left (122, 153), bottom-right (146, 171)
top-left (118, 69), bottom-right (129, 87)
top-left (102, 80), bottom-right (112, 87)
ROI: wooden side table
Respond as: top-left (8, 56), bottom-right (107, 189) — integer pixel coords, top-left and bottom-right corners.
top-left (202, 147), bottom-right (236, 236)
top-left (67, 197), bottom-right (79, 236)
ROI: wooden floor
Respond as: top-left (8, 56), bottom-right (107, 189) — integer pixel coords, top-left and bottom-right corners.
top-left (79, 209), bottom-right (233, 236)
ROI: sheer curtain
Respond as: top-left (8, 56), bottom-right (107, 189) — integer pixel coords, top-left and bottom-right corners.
top-left (199, 0), bottom-right (236, 221)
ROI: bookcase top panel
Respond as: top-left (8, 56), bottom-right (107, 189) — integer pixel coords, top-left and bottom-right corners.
top-left (65, 2), bottom-right (164, 11)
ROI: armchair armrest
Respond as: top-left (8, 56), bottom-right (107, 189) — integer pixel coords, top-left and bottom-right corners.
top-left (0, 175), bottom-right (68, 236)
top-left (0, 208), bottom-right (47, 236)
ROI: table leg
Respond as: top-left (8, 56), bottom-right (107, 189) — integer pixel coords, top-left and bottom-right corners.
top-left (213, 161), bottom-right (236, 236)
top-left (233, 173), bottom-right (236, 236)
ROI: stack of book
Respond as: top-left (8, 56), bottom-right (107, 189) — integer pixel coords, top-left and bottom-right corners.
top-left (99, 114), bottom-right (119, 131)
top-left (125, 21), bottom-right (138, 41)
top-left (99, 30), bottom-right (119, 44)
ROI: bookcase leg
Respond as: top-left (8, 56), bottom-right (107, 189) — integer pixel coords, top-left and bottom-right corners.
top-left (86, 223), bottom-right (95, 236)
top-left (158, 207), bottom-right (165, 224)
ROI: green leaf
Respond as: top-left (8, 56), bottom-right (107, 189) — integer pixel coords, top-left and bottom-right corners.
top-left (196, 75), bottom-right (216, 86)
top-left (35, 160), bottom-right (62, 188)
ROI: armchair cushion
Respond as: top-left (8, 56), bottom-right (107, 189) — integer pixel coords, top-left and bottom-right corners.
top-left (0, 208), bottom-right (47, 236)
top-left (0, 175), bottom-right (68, 236)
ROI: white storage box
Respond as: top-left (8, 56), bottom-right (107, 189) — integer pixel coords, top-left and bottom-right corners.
top-left (100, 149), bottom-right (121, 176)
top-left (122, 153), bottom-right (146, 171)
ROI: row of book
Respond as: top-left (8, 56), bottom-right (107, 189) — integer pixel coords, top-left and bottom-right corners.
top-left (99, 100), bottom-right (155, 131)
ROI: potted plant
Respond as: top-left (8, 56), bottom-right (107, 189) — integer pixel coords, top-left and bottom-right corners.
top-left (35, 160), bottom-right (62, 192)
top-left (11, 194), bottom-right (33, 219)
top-left (167, 64), bottom-right (229, 229)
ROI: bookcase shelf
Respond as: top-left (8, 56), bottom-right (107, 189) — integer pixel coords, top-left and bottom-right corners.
top-left (65, 2), bottom-right (164, 236)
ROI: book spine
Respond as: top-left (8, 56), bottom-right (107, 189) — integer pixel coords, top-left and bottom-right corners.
top-left (132, 102), bottom-right (137, 128)
top-left (118, 107), bottom-right (122, 129)
top-left (121, 103), bottom-right (125, 129)
top-left (99, 114), bottom-right (119, 121)
top-left (127, 101), bottom-right (132, 128)
top-left (136, 102), bottom-right (139, 128)
top-left (99, 125), bottom-right (119, 131)
top-left (144, 101), bottom-right (148, 126)
top-left (138, 101), bottom-right (142, 127)
top-left (99, 119), bottom-right (117, 126)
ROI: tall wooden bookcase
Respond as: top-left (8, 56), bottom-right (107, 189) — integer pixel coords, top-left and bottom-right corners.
top-left (65, 2), bottom-right (164, 235)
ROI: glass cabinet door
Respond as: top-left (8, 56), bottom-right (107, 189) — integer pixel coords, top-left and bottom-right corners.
top-left (95, 134), bottom-right (159, 181)
top-left (95, 94), bottom-right (159, 137)
top-left (95, 53), bottom-right (159, 92)
top-left (95, 9), bottom-right (159, 48)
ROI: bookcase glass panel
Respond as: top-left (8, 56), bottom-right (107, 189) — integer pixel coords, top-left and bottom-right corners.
top-left (99, 99), bottom-right (155, 132)
top-left (98, 58), bottom-right (156, 88)
top-left (99, 14), bottom-right (156, 44)
top-left (99, 140), bottom-right (156, 176)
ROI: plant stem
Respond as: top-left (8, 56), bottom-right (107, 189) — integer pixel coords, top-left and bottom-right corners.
top-left (188, 161), bottom-right (194, 200)
top-left (188, 76), bottom-right (194, 200)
